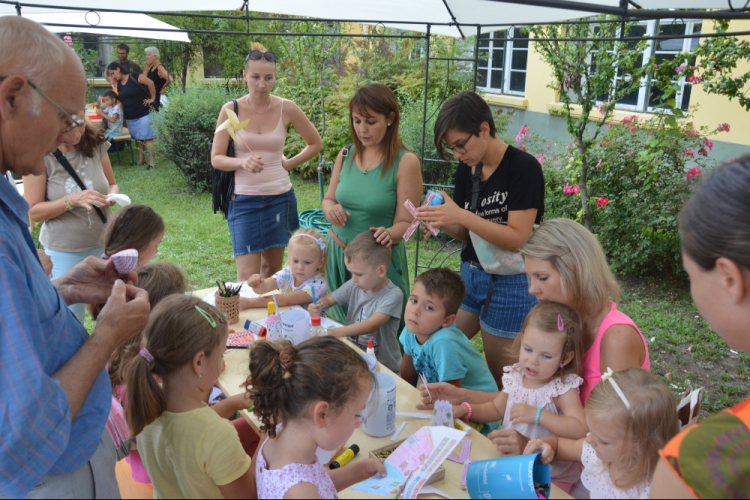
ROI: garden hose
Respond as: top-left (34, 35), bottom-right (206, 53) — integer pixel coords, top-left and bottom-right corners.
top-left (298, 209), bottom-right (331, 235)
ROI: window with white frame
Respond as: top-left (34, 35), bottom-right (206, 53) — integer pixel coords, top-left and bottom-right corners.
top-left (593, 20), bottom-right (702, 112)
top-left (476, 28), bottom-right (529, 96)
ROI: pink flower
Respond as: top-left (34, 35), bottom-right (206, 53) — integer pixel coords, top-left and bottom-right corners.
top-left (684, 149), bottom-right (696, 158)
top-left (698, 147), bottom-right (708, 157)
top-left (601, 141), bottom-right (610, 146)
top-left (627, 150), bottom-right (634, 156)
top-left (572, 185), bottom-right (579, 194)
top-left (537, 156), bottom-right (545, 164)
top-left (548, 142), bottom-right (552, 151)
top-left (692, 76), bottom-right (703, 84)
top-left (687, 167), bottom-right (702, 180)
top-left (629, 125), bottom-right (638, 132)
top-left (688, 129), bottom-right (700, 137)
top-left (63, 34), bottom-right (73, 46)
top-left (718, 123), bottom-right (730, 132)
top-left (595, 158), bottom-right (603, 169)
top-left (563, 183), bottom-right (580, 195)
top-left (622, 115), bottom-right (638, 126)
top-left (703, 138), bottom-right (713, 150)
top-left (675, 64), bottom-right (686, 73)
top-left (596, 197), bottom-right (609, 208)
top-left (519, 125), bottom-right (530, 136)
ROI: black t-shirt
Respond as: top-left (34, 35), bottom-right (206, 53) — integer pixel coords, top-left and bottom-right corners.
top-left (452, 145), bottom-right (545, 263)
top-left (116, 72), bottom-right (150, 120)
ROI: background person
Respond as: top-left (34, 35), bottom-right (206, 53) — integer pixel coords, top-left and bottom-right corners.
top-left (0, 16), bottom-right (150, 499)
top-left (211, 43), bottom-right (322, 282)
top-left (24, 119), bottom-right (119, 323)
top-left (417, 91), bottom-right (543, 389)
top-left (321, 83), bottom-right (422, 326)
top-left (114, 43), bottom-right (143, 74)
top-left (143, 46), bottom-right (171, 111)
top-left (106, 61), bottom-right (157, 169)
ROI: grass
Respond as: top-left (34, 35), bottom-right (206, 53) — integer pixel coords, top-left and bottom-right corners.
top-left (40, 153), bottom-right (748, 416)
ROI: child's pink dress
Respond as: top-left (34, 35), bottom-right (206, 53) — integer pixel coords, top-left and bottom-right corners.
top-left (580, 441), bottom-right (650, 499)
top-left (256, 436), bottom-right (338, 499)
top-left (501, 364), bottom-right (583, 485)
top-left (115, 384), bottom-right (151, 484)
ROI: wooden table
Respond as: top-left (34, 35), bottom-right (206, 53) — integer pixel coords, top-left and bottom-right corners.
top-left (194, 287), bottom-right (570, 499)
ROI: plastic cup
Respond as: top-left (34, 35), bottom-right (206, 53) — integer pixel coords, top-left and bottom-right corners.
top-left (280, 309), bottom-right (311, 346)
top-left (466, 453), bottom-right (550, 499)
top-left (361, 372), bottom-right (396, 437)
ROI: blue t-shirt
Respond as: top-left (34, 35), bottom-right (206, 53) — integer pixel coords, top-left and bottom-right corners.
top-left (400, 324), bottom-right (500, 434)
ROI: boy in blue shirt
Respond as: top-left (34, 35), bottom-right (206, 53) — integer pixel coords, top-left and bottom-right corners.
top-left (400, 267), bottom-right (499, 434)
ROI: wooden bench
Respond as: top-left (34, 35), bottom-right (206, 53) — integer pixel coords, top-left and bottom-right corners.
top-left (112, 128), bottom-right (135, 166)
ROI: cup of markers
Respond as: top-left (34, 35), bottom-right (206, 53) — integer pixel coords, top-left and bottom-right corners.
top-left (215, 281), bottom-right (241, 325)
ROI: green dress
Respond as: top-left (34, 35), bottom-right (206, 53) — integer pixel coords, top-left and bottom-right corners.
top-left (326, 149), bottom-right (410, 328)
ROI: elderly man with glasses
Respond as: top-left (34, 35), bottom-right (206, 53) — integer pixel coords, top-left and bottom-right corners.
top-left (0, 17), bottom-right (151, 499)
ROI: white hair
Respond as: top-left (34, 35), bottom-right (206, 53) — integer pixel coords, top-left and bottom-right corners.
top-left (0, 17), bottom-right (81, 114)
top-left (145, 46), bottom-right (160, 59)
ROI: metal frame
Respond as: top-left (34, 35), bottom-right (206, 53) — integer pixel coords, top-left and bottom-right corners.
top-left (6, 0), bottom-right (750, 276)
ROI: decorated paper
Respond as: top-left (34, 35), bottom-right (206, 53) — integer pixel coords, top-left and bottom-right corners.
top-left (215, 107), bottom-right (254, 155)
top-left (106, 193), bottom-right (131, 206)
top-left (432, 400), bottom-right (455, 428)
top-left (403, 191), bottom-right (440, 241)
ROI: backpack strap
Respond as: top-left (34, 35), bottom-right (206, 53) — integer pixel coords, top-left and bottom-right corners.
top-left (52, 149), bottom-right (107, 224)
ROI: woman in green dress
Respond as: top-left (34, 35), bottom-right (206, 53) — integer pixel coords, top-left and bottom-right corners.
top-left (321, 83), bottom-right (423, 325)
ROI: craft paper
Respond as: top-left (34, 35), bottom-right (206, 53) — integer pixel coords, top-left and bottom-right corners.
top-left (215, 107), bottom-right (254, 155)
top-left (111, 249), bottom-right (138, 275)
top-left (351, 426), bottom-right (467, 498)
top-left (432, 400), bottom-right (454, 428)
top-left (396, 411), bottom-right (432, 420)
top-left (106, 193), bottom-right (131, 206)
top-left (403, 191), bottom-right (440, 241)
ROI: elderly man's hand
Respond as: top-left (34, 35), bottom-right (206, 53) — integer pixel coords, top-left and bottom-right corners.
top-left (93, 280), bottom-right (150, 349)
top-left (54, 256), bottom-right (137, 306)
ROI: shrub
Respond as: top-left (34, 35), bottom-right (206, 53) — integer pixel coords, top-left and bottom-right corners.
top-left (154, 85), bottom-right (245, 192)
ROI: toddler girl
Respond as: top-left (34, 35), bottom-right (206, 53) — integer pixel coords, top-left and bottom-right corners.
top-left (525, 368), bottom-right (679, 499)
top-left (240, 228), bottom-right (328, 309)
top-left (125, 295), bottom-right (254, 499)
top-left (248, 337), bottom-right (386, 499)
top-left (452, 302), bottom-right (588, 485)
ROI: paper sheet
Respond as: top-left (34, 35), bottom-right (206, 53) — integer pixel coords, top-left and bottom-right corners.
top-left (350, 426), bottom-right (466, 498)
top-left (418, 485), bottom-right (454, 499)
top-left (202, 283), bottom-right (258, 306)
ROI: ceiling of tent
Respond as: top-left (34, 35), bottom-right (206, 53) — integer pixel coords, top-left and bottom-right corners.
top-left (0, 0), bottom-right (735, 38)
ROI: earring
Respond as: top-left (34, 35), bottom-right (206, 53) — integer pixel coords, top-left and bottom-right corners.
top-left (199, 374), bottom-right (202, 378)
top-left (559, 363), bottom-right (565, 369)
top-left (387, 123), bottom-right (392, 126)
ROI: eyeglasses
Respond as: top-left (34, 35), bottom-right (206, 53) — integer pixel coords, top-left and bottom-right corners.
top-left (245, 50), bottom-right (277, 63)
top-left (444, 132), bottom-right (473, 155)
top-left (0, 76), bottom-right (85, 133)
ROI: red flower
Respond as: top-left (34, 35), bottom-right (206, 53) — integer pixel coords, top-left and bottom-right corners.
top-left (718, 123), bottom-right (730, 132)
top-left (704, 138), bottom-right (714, 150)
top-left (563, 183), bottom-right (579, 195)
top-left (627, 150), bottom-right (634, 156)
top-left (596, 197), bottom-right (609, 208)
top-left (698, 148), bottom-right (708, 157)
top-left (687, 167), bottom-right (702, 180)
top-left (684, 149), bottom-right (696, 158)
top-left (687, 76), bottom-right (695, 82)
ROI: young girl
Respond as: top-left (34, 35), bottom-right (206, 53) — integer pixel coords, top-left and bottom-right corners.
top-left (525, 368), bottom-right (679, 499)
top-left (240, 228), bottom-right (328, 309)
top-left (452, 302), bottom-right (588, 486)
top-left (248, 337), bottom-right (386, 499)
top-left (125, 295), bottom-right (254, 499)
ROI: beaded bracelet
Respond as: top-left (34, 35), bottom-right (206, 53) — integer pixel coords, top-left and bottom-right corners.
top-left (63, 195), bottom-right (73, 211)
top-left (535, 407), bottom-right (544, 427)
top-left (461, 402), bottom-right (472, 420)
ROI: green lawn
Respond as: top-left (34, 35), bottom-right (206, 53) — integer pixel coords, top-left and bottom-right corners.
top-left (62, 155), bottom-right (749, 416)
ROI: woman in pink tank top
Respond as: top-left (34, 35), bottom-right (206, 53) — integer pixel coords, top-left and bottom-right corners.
top-left (211, 43), bottom-right (322, 281)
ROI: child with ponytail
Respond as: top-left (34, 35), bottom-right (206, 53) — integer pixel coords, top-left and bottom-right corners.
top-left (125, 295), bottom-right (254, 499)
top-left (248, 337), bottom-right (386, 499)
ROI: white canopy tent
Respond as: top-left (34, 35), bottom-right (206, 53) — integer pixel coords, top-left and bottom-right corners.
top-left (0, 1), bottom-right (737, 38)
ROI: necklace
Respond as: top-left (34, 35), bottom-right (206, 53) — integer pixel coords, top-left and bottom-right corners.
top-left (359, 153), bottom-right (383, 175)
top-left (247, 95), bottom-right (273, 115)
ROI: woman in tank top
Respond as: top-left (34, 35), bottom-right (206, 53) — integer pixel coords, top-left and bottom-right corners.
top-left (211, 43), bottom-right (322, 282)
top-left (144, 47), bottom-right (171, 111)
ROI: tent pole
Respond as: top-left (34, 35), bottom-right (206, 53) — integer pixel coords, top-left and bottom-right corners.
top-left (15, 2), bottom-right (20, 15)
top-left (416, 25), bottom-right (431, 278)
top-left (473, 25), bottom-right (480, 92)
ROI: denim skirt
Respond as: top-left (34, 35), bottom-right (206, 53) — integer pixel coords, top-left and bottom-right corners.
top-left (126, 114), bottom-right (156, 141)
top-left (228, 188), bottom-right (300, 257)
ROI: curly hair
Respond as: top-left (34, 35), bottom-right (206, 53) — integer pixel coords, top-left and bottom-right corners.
top-left (246, 337), bottom-right (374, 438)
top-left (76, 118), bottom-right (108, 158)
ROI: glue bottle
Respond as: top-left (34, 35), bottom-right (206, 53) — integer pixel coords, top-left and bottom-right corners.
top-left (366, 339), bottom-right (379, 371)
top-left (266, 302), bottom-right (282, 342)
top-left (310, 316), bottom-right (327, 338)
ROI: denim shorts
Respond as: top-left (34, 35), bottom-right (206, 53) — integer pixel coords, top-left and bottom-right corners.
top-left (228, 188), bottom-right (300, 257)
top-left (460, 261), bottom-right (537, 338)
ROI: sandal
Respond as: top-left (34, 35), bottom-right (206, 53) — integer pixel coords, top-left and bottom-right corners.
top-left (136, 161), bottom-right (146, 166)
top-left (146, 164), bottom-right (154, 171)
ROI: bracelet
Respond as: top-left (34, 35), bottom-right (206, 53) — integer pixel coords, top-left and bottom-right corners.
top-left (63, 195), bottom-right (73, 211)
top-left (535, 407), bottom-right (544, 427)
top-left (461, 402), bottom-right (472, 420)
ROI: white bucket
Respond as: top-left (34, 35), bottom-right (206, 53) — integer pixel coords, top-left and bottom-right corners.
top-left (280, 309), bottom-right (311, 346)
top-left (361, 372), bottom-right (397, 437)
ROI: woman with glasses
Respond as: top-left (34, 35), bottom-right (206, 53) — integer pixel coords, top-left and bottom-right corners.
top-left (106, 61), bottom-right (157, 170)
top-left (415, 91), bottom-right (544, 389)
top-left (211, 43), bottom-right (322, 282)
top-left (23, 119), bottom-right (119, 323)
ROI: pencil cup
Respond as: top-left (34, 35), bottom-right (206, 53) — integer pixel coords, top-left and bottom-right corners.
top-left (214, 293), bottom-right (240, 325)
top-left (466, 453), bottom-right (550, 499)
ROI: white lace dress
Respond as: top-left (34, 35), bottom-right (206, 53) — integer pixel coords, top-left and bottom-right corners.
top-left (501, 364), bottom-right (584, 484)
top-left (580, 441), bottom-right (650, 499)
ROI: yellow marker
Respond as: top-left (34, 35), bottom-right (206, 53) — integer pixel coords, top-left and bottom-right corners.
top-left (329, 445), bottom-right (359, 470)
top-left (454, 419), bottom-right (471, 433)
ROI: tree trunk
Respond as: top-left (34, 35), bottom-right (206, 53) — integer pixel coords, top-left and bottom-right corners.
top-left (577, 132), bottom-right (593, 232)
top-left (181, 45), bottom-right (190, 92)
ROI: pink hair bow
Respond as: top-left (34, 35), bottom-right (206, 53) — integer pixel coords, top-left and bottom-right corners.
top-left (403, 191), bottom-right (440, 241)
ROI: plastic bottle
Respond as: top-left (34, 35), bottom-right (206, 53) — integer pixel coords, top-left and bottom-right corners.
top-left (265, 302), bottom-right (282, 342)
top-left (366, 339), bottom-right (380, 371)
top-left (310, 316), bottom-right (327, 338)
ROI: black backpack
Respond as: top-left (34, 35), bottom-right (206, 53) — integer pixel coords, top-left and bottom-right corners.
top-left (209, 99), bottom-right (238, 219)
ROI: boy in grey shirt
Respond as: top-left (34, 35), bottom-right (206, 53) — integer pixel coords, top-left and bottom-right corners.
top-left (309, 231), bottom-right (404, 374)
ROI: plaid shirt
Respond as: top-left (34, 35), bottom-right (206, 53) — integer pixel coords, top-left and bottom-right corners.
top-left (0, 175), bottom-right (110, 498)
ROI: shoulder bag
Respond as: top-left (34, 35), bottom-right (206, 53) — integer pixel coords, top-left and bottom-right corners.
top-left (210, 99), bottom-right (238, 219)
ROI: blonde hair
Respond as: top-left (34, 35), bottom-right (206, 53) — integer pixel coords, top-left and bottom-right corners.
top-left (251, 42), bottom-right (269, 52)
top-left (509, 301), bottom-right (583, 379)
top-left (586, 368), bottom-right (679, 490)
top-left (521, 218), bottom-right (620, 325)
top-left (287, 228), bottom-right (327, 277)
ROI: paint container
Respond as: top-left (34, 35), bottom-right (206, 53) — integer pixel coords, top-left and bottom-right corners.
top-left (361, 372), bottom-right (397, 437)
top-left (466, 453), bottom-right (551, 499)
top-left (280, 308), bottom-right (311, 346)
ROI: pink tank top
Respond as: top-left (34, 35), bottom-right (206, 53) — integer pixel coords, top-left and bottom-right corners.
top-left (580, 302), bottom-right (650, 404)
top-left (234, 99), bottom-right (292, 196)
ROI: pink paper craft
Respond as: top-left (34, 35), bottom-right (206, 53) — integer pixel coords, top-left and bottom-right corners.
top-left (460, 459), bottom-right (472, 487)
top-left (111, 249), bottom-right (139, 275)
top-left (403, 191), bottom-right (440, 241)
top-left (448, 439), bottom-right (472, 463)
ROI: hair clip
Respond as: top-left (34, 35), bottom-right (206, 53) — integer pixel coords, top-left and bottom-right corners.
top-left (316, 238), bottom-right (326, 251)
top-left (195, 305), bottom-right (217, 328)
top-left (557, 314), bottom-right (564, 332)
top-left (601, 367), bottom-right (631, 409)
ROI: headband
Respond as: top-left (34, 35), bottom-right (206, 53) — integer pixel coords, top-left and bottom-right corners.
top-left (601, 367), bottom-right (631, 410)
top-left (291, 234), bottom-right (326, 252)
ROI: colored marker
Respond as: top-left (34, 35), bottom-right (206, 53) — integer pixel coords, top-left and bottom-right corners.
top-left (329, 444), bottom-right (359, 469)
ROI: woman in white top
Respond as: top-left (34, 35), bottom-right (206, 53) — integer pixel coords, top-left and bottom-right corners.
top-left (211, 43), bottom-right (322, 281)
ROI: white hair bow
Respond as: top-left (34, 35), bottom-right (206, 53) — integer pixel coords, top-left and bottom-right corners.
top-left (601, 367), bottom-right (631, 410)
